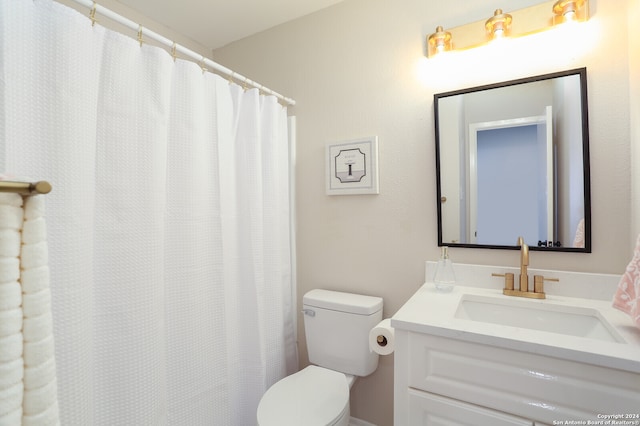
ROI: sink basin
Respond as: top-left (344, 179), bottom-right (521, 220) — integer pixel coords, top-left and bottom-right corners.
top-left (455, 295), bottom-right (625, 343)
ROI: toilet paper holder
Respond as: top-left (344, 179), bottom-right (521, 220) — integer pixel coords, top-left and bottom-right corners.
top-left (370, 318), bottom-right (395, 355)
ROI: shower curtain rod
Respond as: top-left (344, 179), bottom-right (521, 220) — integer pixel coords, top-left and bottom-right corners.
top-left (66, 0), bottom-right (296, 106)
top-left (0, 180), bottom-right (52, 195)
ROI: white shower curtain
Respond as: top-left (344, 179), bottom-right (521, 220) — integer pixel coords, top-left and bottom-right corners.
top-left (0, 0), bottom-right (297, 424)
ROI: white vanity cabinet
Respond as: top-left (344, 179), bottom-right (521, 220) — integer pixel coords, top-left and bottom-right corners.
top-left (394, 329), bottom-right (640, 426)
top-left (392, 266), bottom-right (640, 425)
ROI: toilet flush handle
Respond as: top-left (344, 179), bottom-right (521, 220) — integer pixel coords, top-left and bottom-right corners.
top-left (302, 309), bottom-right (315, 317)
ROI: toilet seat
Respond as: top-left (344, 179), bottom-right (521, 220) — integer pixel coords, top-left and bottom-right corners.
top-left (257, 365), bottom-right (350, 426)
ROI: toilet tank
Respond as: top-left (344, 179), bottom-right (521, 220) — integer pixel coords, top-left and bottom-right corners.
top-left (303, 289), bottom-right (383, 377)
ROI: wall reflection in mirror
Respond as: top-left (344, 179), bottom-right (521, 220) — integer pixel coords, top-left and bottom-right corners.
top-left (435, 68), bottom-right (591, 252)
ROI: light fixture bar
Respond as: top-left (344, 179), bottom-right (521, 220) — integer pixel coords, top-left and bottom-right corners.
top-left (425, 0), bottom-right (589, 57)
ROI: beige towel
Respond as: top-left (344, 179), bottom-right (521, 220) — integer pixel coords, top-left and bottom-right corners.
top-left (0, 193), bottom-right (24, 423)
top-left (0, 187), bottom-right (60, 425)
top-left (21, 195), bottom-right (60, 423)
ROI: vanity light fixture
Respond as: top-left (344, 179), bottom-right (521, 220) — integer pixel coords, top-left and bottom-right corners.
top-left (485, 9), bottom-right (512, 40)
top-left (552, 0), bottom-right (587, 23)
top-left (425, 0), bottom-right (589, 58)
top-left (427, 26), bottom-right (452, 57)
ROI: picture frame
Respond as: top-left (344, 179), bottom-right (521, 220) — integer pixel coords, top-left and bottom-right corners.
top-left (326, 136), bottom-right (379, 195)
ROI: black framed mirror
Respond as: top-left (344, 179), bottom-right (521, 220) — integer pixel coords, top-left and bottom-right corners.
top-left (434, 68), bottom-right (591, 252)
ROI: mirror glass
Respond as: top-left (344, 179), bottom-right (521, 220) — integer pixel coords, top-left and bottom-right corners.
top-left (435, 68), bottom-right (591, 252)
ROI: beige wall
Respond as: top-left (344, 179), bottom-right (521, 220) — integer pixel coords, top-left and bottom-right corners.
top-left (630, 0), bottom-right (640, 248)
top-left (52, 1), bottom-right (638, 425)
top-left (56, 0), bottom-right (213, 58)
top-left (214, 1), bottom-right (634, 424)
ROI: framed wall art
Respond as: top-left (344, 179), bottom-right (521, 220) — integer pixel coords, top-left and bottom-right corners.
top-left (326, 136), bottom-right (379, 195)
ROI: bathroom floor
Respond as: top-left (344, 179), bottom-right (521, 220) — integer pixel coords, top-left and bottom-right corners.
top-left (350, 418), bottom-right (376, 426)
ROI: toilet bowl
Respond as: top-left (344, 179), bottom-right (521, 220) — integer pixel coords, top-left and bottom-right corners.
top-left (257, 365), bottom-right (350, 426)
top-left (257, 289), bottom-right (383, 426)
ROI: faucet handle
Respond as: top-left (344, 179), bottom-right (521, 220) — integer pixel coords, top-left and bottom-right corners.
top-left (533, 275), bottom-right (559, 294)
top-left (491, 272), bottom-right (515, 290)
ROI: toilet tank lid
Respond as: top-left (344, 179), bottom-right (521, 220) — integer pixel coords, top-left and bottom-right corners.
top-left (303, 289), bottom-right (383, 315)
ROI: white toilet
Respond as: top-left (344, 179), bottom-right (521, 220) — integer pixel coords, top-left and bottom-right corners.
top-left (257, 289), bottom-right (383, 426)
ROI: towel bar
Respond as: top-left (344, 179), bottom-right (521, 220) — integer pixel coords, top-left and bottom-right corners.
top-left (0, 180), bottom-right (52, 195)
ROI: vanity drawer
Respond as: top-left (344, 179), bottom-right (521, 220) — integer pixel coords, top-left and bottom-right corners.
top-left (408, 389), bottom-right (534, 426)
top-left (407, 332), bottom-right (640, 424)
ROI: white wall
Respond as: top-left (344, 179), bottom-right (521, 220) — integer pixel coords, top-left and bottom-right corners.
top-left (214, 1), bottom-right (633, 424)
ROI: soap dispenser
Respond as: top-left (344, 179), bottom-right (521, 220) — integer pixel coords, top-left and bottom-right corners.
top-left (433, 246), bottom-right (456, 292)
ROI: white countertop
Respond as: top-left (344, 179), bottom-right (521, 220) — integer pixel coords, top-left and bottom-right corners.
top-left (391, 283), bottom-right (640, 373)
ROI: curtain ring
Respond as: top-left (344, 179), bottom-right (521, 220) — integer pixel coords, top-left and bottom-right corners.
top-left (171, 42), bottom-right (177, 62)
top-left (200, 56), bottom-right (207, 74)
top-left (90, 1), bottom-right (98, 27)
top-left (137, 25), bottom-right (144, 47)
